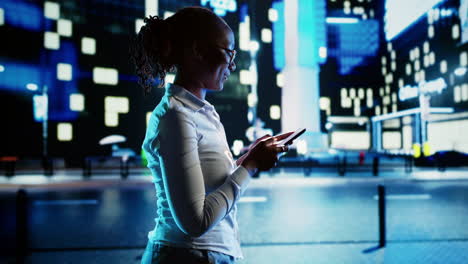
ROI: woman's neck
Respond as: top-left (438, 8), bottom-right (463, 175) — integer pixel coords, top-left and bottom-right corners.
top-left (173, 71), bottom-right (206, 100)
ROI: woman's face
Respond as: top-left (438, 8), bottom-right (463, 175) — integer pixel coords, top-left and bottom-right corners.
top-left (201, 29), bottom-right (236, 92)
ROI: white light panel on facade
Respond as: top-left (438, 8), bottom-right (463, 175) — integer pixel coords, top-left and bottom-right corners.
top-left (452, 24), bottom-right (460, 39)
top-left (247, 93), bottom-right (257, 107)
top-left (44, 32), bottom-right (60, 50)
top-left (440, 60), bottom-right (447, 74)
top-left (57, 63), bottom-right (72, 81)
top-left (70, 93), bottom-right (84, 111)
top-left (0, 8), bottom-right (4, 26)
top-left (58, 19), bottom-right (72, 37)
top-left (105, 112), bottom-right (118, 127)
top-left (145, 0), bottom-right (158, 17)
top-left (93, 67), bottom-right (118, 85)
top-left (268, 8), bottom-right (278, 22)
top-left (461, 52), bottom-right (467, 67)
top-left (454, 85), bottom-right (461, 103)
top-left (44, 1), bottom-right (60, 20)
top-left (239, 70), bottom-right (252, 85)
top-left (276, 72), bottom-right (284, 87)
top-left (384, 0), bottom-right (443, 40)
top-left (105, 96), bottom-right (129, 113)
top-left (81, 37), bottom-right (96, 55)
top-left (406, 63), bottom-right (412, 75)
top-left (270, 105), bottom-right (281, 120)
top-left (57, 123), bottom-right (72, 141)
top-left (423, 41), bottom-right (430, 53)
top-left (261, 28), bottom-right (272, 43)
top-left (135, 18), bottom-right (144, 34)
top-left (428, 25), bottom-right (435, 38)
top-left (429, 52), bottom-right (436, 65)
top-left (239, 16), bottom-right (250, 51)
top-left (462, 84), bottom-right (468, 101)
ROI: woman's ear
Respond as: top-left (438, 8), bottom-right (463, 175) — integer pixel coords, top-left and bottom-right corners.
top-left (190, 42), bottom-right (204, 61)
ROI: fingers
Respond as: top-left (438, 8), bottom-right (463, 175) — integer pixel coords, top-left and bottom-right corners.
top-left (274, 131), bottom-right (295, 141)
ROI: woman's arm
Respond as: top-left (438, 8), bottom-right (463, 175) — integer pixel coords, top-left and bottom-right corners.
top-left (157, 109), bottom-right (251, 237)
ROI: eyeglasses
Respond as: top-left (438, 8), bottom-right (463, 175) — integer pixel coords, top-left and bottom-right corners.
top-left (217, 46), bottom-right (237, 65)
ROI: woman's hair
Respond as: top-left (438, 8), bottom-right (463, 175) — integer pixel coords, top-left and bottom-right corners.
top-left (130, 7), bottom-right (228, 94)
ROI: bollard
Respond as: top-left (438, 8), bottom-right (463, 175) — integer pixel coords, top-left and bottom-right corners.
top-left (372, 157), bottom-right (379, 176)
top-left (378, 184), bottom-right (386, 247)
top-left (16, 189), bottom-right (28, 263)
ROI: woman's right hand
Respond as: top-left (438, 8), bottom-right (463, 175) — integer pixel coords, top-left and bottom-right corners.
top-left (240, 136), bottom-right (288, 173)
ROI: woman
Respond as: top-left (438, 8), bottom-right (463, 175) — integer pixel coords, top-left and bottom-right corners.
top-left (132, 7), bottom-right (292, 264)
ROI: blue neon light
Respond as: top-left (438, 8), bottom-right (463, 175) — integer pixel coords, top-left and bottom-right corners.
top-left (200, 0), bottom-right (237, 16)
top-left (1, 0), bottom-right (43, 31)
top-left (272, 0), bottom-right (285, 70)
top-left (385, 0), bottom-right (445, 41)
top-left (298, 0), bottom-right (326, 66)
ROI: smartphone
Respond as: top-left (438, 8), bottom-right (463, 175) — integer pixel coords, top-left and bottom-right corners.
top-left (276, 128), bottom-right (306, 146)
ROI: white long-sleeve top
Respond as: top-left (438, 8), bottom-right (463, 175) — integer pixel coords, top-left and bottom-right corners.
top-left (142, 84), bottom-right (251, 259)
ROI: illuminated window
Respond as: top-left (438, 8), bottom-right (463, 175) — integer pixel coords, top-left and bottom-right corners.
top-left (44, 1), bottom-right (60, 20)
top-left (145, 0), bottom-right (158, 17)
top-left (358, 88), bottom-right (364, 99)
top-left (268, 8), bottom-right (278, 22)
top-left (409, 49), bottom-right (414, 61)
top-left (414, 48), bottom-right (419, 59)
top-left (385, 85), bottom-right (390, 94)
top-left (341, 88), bottom-right (347, 98)
top-left (135, 18), bottom-right (144, 34)
top-left (392, 92), bottom-right (397, 102)
top-left (319, 97), bottom-right (330, 111)
top-left (0, 8), bottom-right (4, 26)
top-left (404, 64), bottom-right (411, 77)
top-left (381, 56), bottom-right (387, 65)
top-left (81, 37), bottom-right (96, 55)
top-left (414, 60), bottom-right (420, 71)
top-left (69, 93), bottom-right (84, 111)
top-left (392, 104), bottom-right (397, 113)
top-left (247, 93), bottom-right (257, 107)
top-left (420, 70), bottom-right (425, 82)
top-left (428, 25), bottom-right (434, 38)
top-left (239, 16), bottom-right (250, 51)
top-left (57, 19), bottom-right (72, 37)
top-left (440, 60), bottom-right (447, 74)
top-left (423, 41), bottom-right (430, 54)
top-left (391, 61), bottom-right (396, 71)
top-left (93, 67), bottom-right (118, 85)
top-left (57, 123), bottom-right (72, 141)
top-left (429, 52), bottom-right (435, 65)
top-left (375, 105), bottom-right (381, 115)
top-left (379, 87), bottom-right (384, 96)
top-left (454, 85), bottom-right (461, 103)
top-left (44, 32), bottom-right (60, 50)
top-left (383, 95), bottom-right (390, 105)
top-left (104, 96), bottom-right (129, 127)
top-left (423, 55), bottom-right (430, 68)
top-left (353, 98), bottom-right (361, 116)
top-left (383, 132), bottom-right (401, 149)
top-left (382, 67), bottom-right (387, 75)
top-left (462, 84), bottom-right (468, 101)
top-left (414, 71), bottom-right (420, 83)
top-left (261, 28), bottom-right (272, 43)
top-left (26, 83), bottom-right (38, 91)
top-left (461, 52), bottom-right (468, 67)
top-left (387, 42), bottom-right (392, 51)
top-left (276, 72), bottom-right (284, 87)
top-left (146, 112), bottom-right (152, 126)
top-left (452, 24), bottom-right (460, 39)
top-left (349, 88), bottom-right (356, 98)
top-left (398, 79), bottom-right (404, 88)
top-left (105, 96), bottom-right (129, 114)
top-left (105, 112), bottom-right (118, 127)
top-left (391, 50), bottom-right (396, 60)
top-left (382, 106), bottom-right (388, 115)
top-left (57, 63), bottom-right (72, 81)
top-left (240, 70), bottom-right (252, 85)
top-left (270, 105), bottom-right (281, 120)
